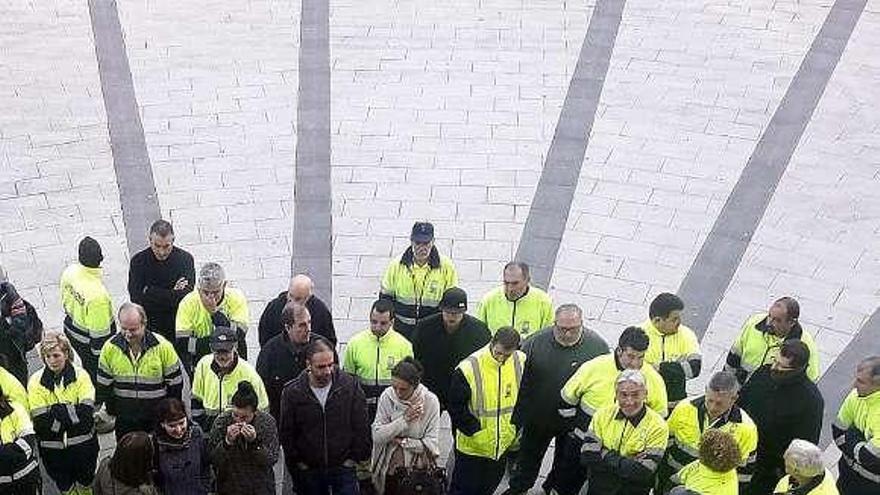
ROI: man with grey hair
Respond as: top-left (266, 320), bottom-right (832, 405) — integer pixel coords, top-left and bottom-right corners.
top-left (658, 370), bottom-right (758, 494)
top-left (775, 439), bottom-right (839, 494)
top-left (175, 262), bottom-right (250, 375)
top-left (580, 369), bottom-right (669, 495)
top-left (503, 304), bottom-right (609, 495)
top-left (257, 274), bottom-right (336, 347)
top-left (0, 265), bottom-right (43, 385)
top-left (833, 356), bottom-right (880, 494)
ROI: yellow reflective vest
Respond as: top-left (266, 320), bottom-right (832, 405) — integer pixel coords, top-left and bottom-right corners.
top-left (560, 353), bottom-right (668, 434)
top-left (477, 286), bottom-right (554, 337)
top-left (455, 346), bottom-right (525, 460)
top-left (671, 460), bottom-right (739, 495)
top-left (774, 469), bottom-right (840, 495)
top-left (380, 249), bottom-right (458, 338)
top-left (0, 366), bottom-right (28, 411)
top-left (96, 332), bottom-right (183, 420)
top-left (640, 319), bottom-right (701, 403)
top-left (0, 402), bottom-right (38, 486)
top-left (663, 396), bottom-right (758, 487)
top-left (60, 264), bottom-right (115, 357)
top-left (833, 388), bottom-right (880, 487)
top-left (342, 329), bottom-right (413, 404)
top-left (27, 363), bottom-right (96, 450)
top-left (175, 288), bottom-right (250, 365)
top-left (191, 354), bottom-right (268, 430)
top-left (726, 313), bottom-right (819, 383)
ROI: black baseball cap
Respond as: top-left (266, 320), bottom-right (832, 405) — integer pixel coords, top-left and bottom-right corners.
top-left (440, 287), bottom-right (467, 313)
top-left (410, 222), bottom-right (435, 243)
top-left (210, 326), bottom-right (237, 352)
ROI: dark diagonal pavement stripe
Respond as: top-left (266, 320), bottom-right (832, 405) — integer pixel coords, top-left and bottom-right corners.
top-left (291, 0), bottom-right (332, 302)
top-left (678, 0), bottom-right (867, 337)
top-left (818, 307), bottom-right (880, 447)
top-left (515, 0), bottom-right (627, 288)
top-left (88, 0), bottom-right (160, 254)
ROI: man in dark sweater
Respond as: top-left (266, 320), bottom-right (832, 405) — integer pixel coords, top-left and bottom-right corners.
top-left (503, 303), bottom-right (610, 495)
top-left (738, 339), bottom-right (824, 495)
top-left (411, 287), bottom-right (491, 410)
top-left (258, 274), bottom-right (336, 347)
top-left (128, 220), bottom-right (195, 343)
top-left (256, 301), bottom-right (335, 421)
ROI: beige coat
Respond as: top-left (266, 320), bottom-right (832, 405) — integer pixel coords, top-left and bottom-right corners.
top-left (370, 383), bottom-right (441, 493)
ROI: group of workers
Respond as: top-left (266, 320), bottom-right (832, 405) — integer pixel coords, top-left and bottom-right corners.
top-left (0, 219), bottom-right (877, 495)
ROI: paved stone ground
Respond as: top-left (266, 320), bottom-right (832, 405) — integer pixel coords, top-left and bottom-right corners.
top-left (2, 0), bottom-right (880, 494)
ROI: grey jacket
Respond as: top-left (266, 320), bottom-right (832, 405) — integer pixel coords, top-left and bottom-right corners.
top-left (208, 409), bottom-right (279, 495)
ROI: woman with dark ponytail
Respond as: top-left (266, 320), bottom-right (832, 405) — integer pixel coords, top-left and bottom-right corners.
top-left (208, 380), bottom-right (279, 495)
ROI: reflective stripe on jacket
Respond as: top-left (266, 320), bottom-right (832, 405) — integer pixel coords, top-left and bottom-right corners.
top-left (640, 319), bottom-right (701, 403)
top-left (454, 346), bottom-right (525, 460)
top-left (833, 388), bottom-right (880, 486)
top-left (27, 363), bottom-right (96, 450)
top-left (380, 247), bottom-right (457, 337)
top-left (0, 402), bottom-right (39, 485)
top-left (175, 288), bottom-right (250, 363)
top-left (191, 354), bottom-right (269, 430)
top-left (342, 329), bottom-right (413, 403)
top-left (60, 264), bottom-right (115, 356)
top-left (476, 286), bottom-right (553, 337)
top-left (725, 313), bottom-right (819, 383)
top-left (670, 460), bottom-right (738, 495)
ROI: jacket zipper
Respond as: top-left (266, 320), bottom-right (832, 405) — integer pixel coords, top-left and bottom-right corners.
top-left (375, 339), bottom-right (381, 387)
top-left (661, 335), bottom-right (667, 361)
top-left (495, 363), bottom-right (502, 460)
top-left (511, 300), bottom-right (517, 329)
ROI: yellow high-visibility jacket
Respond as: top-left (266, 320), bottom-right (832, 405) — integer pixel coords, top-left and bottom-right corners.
top-left (477, 286), bottom-right (553, 337)
top-left (725, 313), bottom-right (819, 383)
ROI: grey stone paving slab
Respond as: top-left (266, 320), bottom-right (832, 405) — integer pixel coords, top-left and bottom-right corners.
top-left (292, 0), bottom-right (332, 302)
top-left (515, 0), bottom-right (625, 289)
top-left (677, 0), bottom-right (867, 337)
top-left (88, 0), bottom-right (160, 254)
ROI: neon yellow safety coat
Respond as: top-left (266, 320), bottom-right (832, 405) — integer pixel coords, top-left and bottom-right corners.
top-left (477, 286), bottom-right (554, 337)
top-left (640, 319), bottom-right (701, 403)
top-left (560, 354), bottom-right (668, 439)
top-left (833, 388), bottom-right (880, 490)
top-left (27, 363), bottom-right (96, 450)
top-left (0, 366), bottom-right (28, 411)
top-left (455, 346), bottom-right (525, 460)
top-left (342, 328), bottom-right (413, 406)
top-left (380, 248), bottom-right (458, 339)
top-left (774, 469), bottom-right (840, 495)
top-left (175, 288), bottom-right (250, 367)
top-left (0, 402), bottom-right (39, 487)
top-left (581, 403), bottom-right (669, 492)
top-left (190, 354), bottom-right (269, 430)
top-left (671, 460), bottom-right (738, 495)
top-left (725, 313), bottom-right (819, 383)
top-left (660, 396), bottom-right (758, 492)
top-left (60, 264), bottom-right (115, 360)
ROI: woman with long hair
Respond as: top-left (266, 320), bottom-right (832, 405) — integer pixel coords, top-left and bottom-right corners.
top-left (154, 397), bottom-right (211, 494)
top-left (27, 331), bottom-right (98, 494)
top-left (93, 431), bottom-right (159, 494)
top-left (371, 357), bottom-right (441, 494)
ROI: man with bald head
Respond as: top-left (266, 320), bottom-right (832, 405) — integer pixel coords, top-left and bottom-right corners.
top-left (258, 274), bottom-right (336, 346)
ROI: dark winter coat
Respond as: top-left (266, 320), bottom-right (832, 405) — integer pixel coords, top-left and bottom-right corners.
top-left (258, 292), bottom-right (336, 346)
top-left (279, 369), bottom-right (371, 472)
top-left (154, 423), bottom-right (211, 495)
top-left (0, 298), bottom-right (43, 385)
top-left (128, 246), bottom-right (195, 343)
top-left (256, 332), bottom-right (335, 421)
top-left (92, 457), bottom-right (160, 495)
top-left (208, 410), bottom-right (279, 495)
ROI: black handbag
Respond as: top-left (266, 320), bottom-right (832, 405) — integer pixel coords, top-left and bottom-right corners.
top-left (385, 440), bottom-right (447, 495)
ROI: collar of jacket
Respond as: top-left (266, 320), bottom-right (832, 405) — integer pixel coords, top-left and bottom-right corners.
top-left (110, 330), bottom-right (161, 354)
top-left (155, 423), bottom-right (195, 450)
top-left (506, 285), bottom-right (531, 303)
top-left (755, 315), bottom-right (804, 341)
top-left (211, 354), bottom-right (239, 376)
top-left (78, 264), bottom-right (103, 277)
top-left (400, 246), bottom-right (440, 269)
top-left (788, 471), bottom-right (825, 495)
top-left (615, 405), bottom-right (647, 426)
top-left (692, 396), bottom-right (743, 429)
top-left (39, 361), bottom-right (77, 390)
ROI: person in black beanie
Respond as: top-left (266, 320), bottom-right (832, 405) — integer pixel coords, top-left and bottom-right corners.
top-left (0, 266), bottom-right (43, 385)
top-left (128, 220), bottom-right (195, 343)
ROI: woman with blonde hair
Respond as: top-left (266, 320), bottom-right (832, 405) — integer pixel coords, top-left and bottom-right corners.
top-left (27, 331), bottom-right (99, 494)
top-left (669, 429), bottom-right (742, 495)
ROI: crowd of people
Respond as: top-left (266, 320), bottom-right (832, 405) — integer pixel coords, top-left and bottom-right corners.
top-left (0, 219), bottom-right (878, 495)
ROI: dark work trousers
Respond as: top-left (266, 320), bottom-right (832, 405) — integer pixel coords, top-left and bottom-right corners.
top-left (293, 466), bottom-right (359, 495)
top-left (549, 431), bottom-right (589, 495)
top-left (507, 424), bottom-right (568, 493)
top-left (449, 450), bottom-right (507, 495)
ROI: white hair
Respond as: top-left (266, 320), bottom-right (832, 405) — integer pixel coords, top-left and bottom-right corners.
top-left (616, 369), bottom-right (646, 389)
top-left (199, 262), bottom-right (226, 288)
top-left (784, 439), bottom-right (824, 478)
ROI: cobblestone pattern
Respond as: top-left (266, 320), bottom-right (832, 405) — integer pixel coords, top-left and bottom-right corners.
top-left (330, 0), bottom-right (592, 338)
top-left (549, 0), bottom-right (832, 363)
top-left (704, 4), bottom-right (880, 378)
top-left (0, 0), bottom-right (130, 326)
top-left (116, 0), bottom-right (302, 356)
